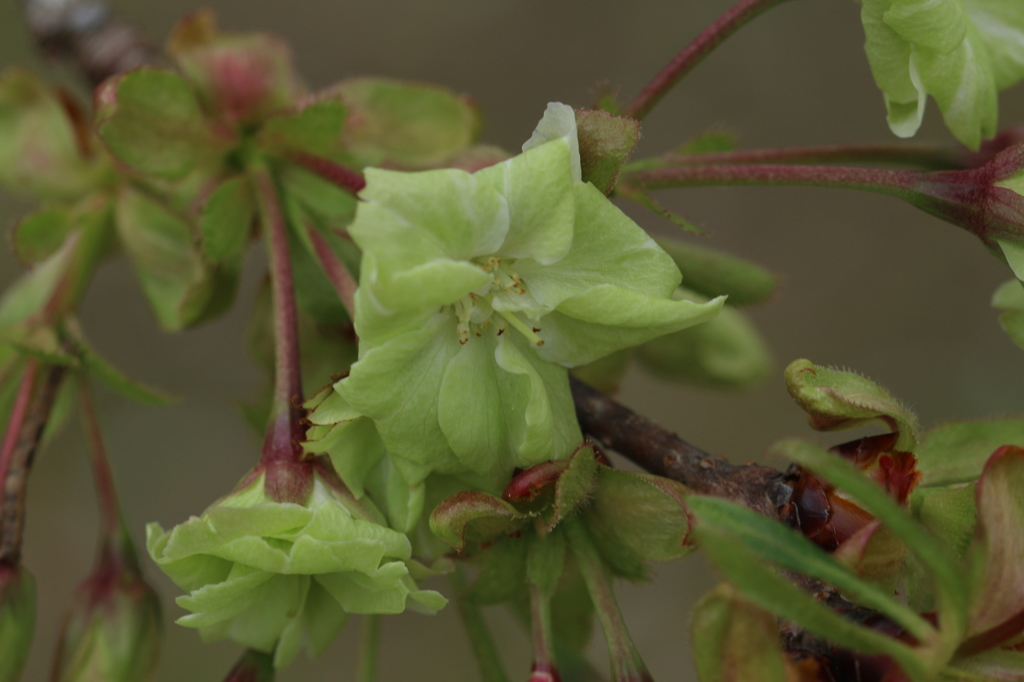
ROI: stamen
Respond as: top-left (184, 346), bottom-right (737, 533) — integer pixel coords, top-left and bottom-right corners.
top-left (497, 310), bottom-right (544, 346)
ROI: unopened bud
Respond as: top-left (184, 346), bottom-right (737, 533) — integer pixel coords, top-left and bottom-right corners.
top-left (223, 650), bottom-right (274, 682)
top-left (51, 542), bottom-right (161, 682)
top-left (0, 562), bottom-right (35, 682)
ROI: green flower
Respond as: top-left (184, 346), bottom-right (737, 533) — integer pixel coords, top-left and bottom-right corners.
top-left (146, 461), bottom-right (445, 669)
top-left (858, 0), bottom-right (1024, 148)
top-left (332, 102), bottom-right (723, 490)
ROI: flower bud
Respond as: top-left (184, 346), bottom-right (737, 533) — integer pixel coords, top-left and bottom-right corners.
top-left (0, 562), bottom-right (35, 682)
top-left (223, 650), bottom-right (274, 682)
top-left (51, 541), bottom-right (161, 682)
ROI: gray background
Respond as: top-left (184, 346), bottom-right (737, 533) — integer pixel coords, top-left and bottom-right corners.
top-left (1, 0), bottom-right (1023, 680)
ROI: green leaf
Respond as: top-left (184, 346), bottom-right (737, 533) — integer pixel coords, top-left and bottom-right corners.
top-left (691, 584), bottom-right (792, 682)
top-left (784, 359), bottom-right (919, 451)
top-left (653, 237), bottom-right (777, 305)
top-left (572, 109), bottom-right (640, 195)
top-left (635, 290), bottom-right (772, 390)
top-left (332, 77), bottom-right (481, 168)
top-left (675, 130), bottom-right (737, 155)
top-left (428, 491), bottom-right (532, 552)
top-left (992, 279), bottom-right (1024, 310)
top-left (616, 185), bottom-right (705, 235)
top-left (465, 536), bottom-right (529, 605)
top-left (547, 444), bottom-right (599, 531)
top-left (98, 68), bottom-right (228, 179)
top-left (776, 438), bottom-right (970, 654)
top-left (527, 532), bottom-right (566, 597)
top-left (948, 650), bottom-right (1024, 681)
top-left (692, 517), bottom-right (930, 679)
top-left (70, 325), bottom-right (176, 406)
top-left (12, 207), bottom-right (75, 265)
top-left (259, 100), bottom-right (347, 157)
top-left (199, 176), bottom-right (254, 264)
top-left (963, 445), bottom-right (1024, 646)
top-left (0, 68), bottom-right (103, 201)
top-left (583, 469), bottom-right (692, 580)
top-left (686, 495), bottom-right (936, 643)
top-left (568, 349), bottom-right (630, 395)
top-left (115, 187), bottom-right (237, 331)
top-left (917, 419), bottom-right (1024, 486)
top-left (167, 9), bottom-right (302, 124)
top-left (0, 235), bottom-right (77, 330)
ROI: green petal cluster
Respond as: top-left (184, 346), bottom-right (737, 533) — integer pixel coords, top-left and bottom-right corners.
top-left (328, 103), bottom-right (722, 490)
top-left (146, 465), bottom-right (445, 668)
top-left (859, 0), bottom-right (1024, 148)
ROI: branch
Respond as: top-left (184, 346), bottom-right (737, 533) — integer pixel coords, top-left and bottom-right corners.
top-left (0, 362), bottom-right (69, 565)
top-left (17, 0), bottom-right (159, 87)
top-left (570, 377), bottom-right (881, 639)
top-left (571, 377), bottom-right (790, 518)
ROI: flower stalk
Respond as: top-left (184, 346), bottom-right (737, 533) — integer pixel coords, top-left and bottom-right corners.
top-left (529, 582), bottom-right (560, 682)
top-left (252, 161), bottom-right (311, 503)
top-left (624, 0), bottom-right (794, 120)
top-left (563, 518), bottom-right (651, 682)
top-left (357, 615), bottom-right (381, 682)
top-left (289, 151), bottom-right (367, 195)
top-left (448, 567), bottom-right (511, 682)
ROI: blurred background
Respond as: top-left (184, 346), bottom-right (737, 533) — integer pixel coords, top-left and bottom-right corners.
top-left (1, 0), bottom-right (1023, 680)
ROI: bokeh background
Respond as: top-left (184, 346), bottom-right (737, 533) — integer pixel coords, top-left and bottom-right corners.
top-left (2, 0), bottom-right (1023, 680)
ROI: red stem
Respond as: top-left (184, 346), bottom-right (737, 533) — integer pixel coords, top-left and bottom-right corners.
top-left (646, 143), bottom-right (968, 171)
top-left (621, 162), bottom-right (922, 200)
top-left (290, 152), bottom-right (367, 195)
top-left (78, 379), bottom-right (122, 539)
top-left (308, 228), bottom-right (357, 319)
top-left (624, 0), bottom-right (794, 120)
top-left (0, 362), bottom-right (40, 516)
top-left (252, 164), bottom-right (312, 503)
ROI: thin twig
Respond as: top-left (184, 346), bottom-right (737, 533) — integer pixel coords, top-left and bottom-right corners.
top-left (624, 0), bottom-right (794, 120)
top-left (0, 362), bottom-right (68, 564)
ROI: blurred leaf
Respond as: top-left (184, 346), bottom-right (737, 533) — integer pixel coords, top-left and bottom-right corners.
top-left (199, 175), bottom-right (254, 264)
top-left (167, 9), bottom-right (303, 124)
top-left (13, 207), bottom-right (75, 265)
top-left (776, 438), bottom-right (969, 652)
top-left (527, 531), bottom-right (566, 597)
top-left (675, 130), bottom-right (737, 155)
top-left (115, 187), bottom-right (237, 331)
top-left (259, 100), bottom-right (347, 157)
top-left (691, 584), bottom-right (792, 682)
top-left (0, 238), bottom-right (76, 330)
top-left (66, 323), bottom-right (175, 406)
top-left (692, 515), bottom-right (929, 679)
top-left (331, 77), bottom-right (481, 168)
top-left (654, 236), bottom-right (776, 304)
top-left (635, 289), bottom-right (771, 389)
top-left (947, 650), bottom-right (1024, 681)
top-left (573, 109), bottom-right (640, 194)
top-left (687, 496), bottom-right (934, 641)
top-left (569, 349), bottom-right (630, 395)
top-left (964, 446), bottom-right (1024, 647)
top-left (466, 536), bottom-right (529, 605)
top-left (917, 420), bottom-right (1024, 486)
top-left (98, 68), bottom-right (228, 179)
top-left (0, 68), bottom-right (103, 201)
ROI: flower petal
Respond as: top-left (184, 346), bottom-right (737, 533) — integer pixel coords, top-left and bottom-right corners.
top-left (475, 135), bottom-right (576, 264)
top-left (338, 313), bottom-right (463, 485)
top-left (511, 182), bottom-right (683, 312)
top-left (538, 286), bottom-right (725, 367)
